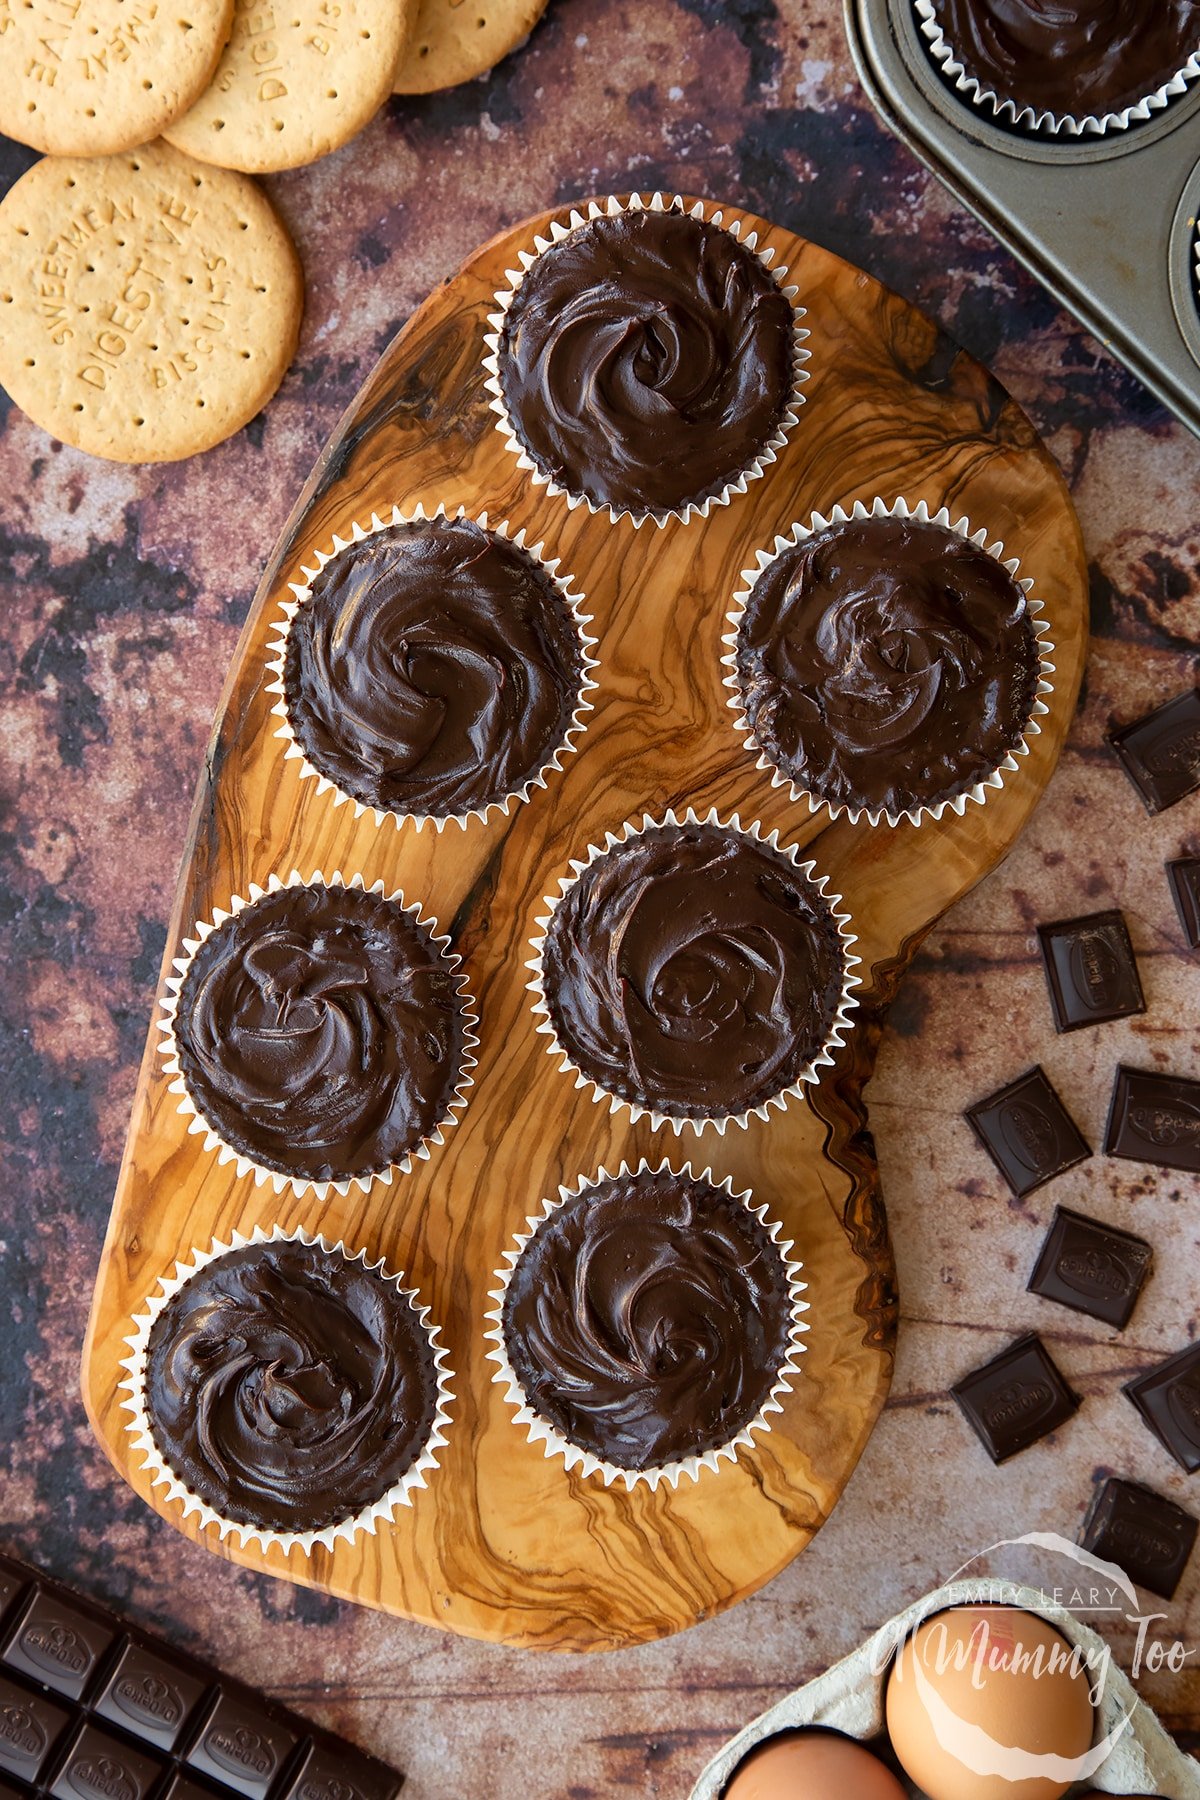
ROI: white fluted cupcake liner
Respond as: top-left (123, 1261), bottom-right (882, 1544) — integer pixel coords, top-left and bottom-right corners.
top-left (264, 503), bottom-right (600, 832)
top-left (118, 1223), bottom-right (454, 1555)
top-left (481, 192), bottom-right (810, 528)
top-left (483, 1158), bottom-right (809, 1492)
top-left (156, 869), bottom-right (478, 1199)
top-left (526, 806), bottom-right (861, 1135)
top-left (722, 496), bottom-right (1056, 830)
top-left (914, 0), bottom-right (1200, 137)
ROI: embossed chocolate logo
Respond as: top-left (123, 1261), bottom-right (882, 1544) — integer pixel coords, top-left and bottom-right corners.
top-left (1167, 1377), bottom-right (1200, 1449)
top-left (1108, 1515), bottom-right (1177, 1570)
top-left (114, 1673), bottom-right (182, 1726)
top-left (1144, 723), bottom-right (1200, 778)
top-left (300, 1779), bottom-right (362, 1800)
top-left (205, 1725), bottom-right (276, 1778)
top-left (984, 1380), bottom-right (1052, 1428)
top-left (1127, 1104), bottom-right (1200, 1149)
top-left (998, 1100), bottom-right (1059, 1173)
top-left (20, 1621), bottom-right (88, 1674)
top-left (0, 1703), bottom-right (47, 1761)
top-left (69, 1756), bottom-right (137, 1800)
top-left (1069, 928), bottom-right (1123, 1008)
top-left (1058, 1249), bottom-right (1131, 1298)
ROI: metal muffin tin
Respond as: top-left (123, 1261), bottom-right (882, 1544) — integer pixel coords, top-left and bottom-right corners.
top-left (845, 0), bottom-right (1200, 438)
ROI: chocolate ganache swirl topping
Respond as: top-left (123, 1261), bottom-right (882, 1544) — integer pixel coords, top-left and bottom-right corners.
top-left (539, 821), bottom-right (847, 1121)
top-left (496, 206), bottom-right (797, 520)
top-left (734, 515), bottom-right (1040, 820)
top-left (145, 1239), bottom-right (439, 1532)
top-left (928, 0), bottom-right (1200, 121)
top-left (283, 518), bottom-right (589, 819)
top-left (171, 883), bottom-right (468, 1181)
top-left (501, 1168), bottom-right (795, 1471)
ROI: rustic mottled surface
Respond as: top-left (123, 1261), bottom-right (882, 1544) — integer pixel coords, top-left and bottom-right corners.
top-left (0, 1), bottom-right (1198, 1794)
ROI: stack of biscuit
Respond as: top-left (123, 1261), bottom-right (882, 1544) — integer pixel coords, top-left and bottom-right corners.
top-left (0, 0), bottom-right (550, 461)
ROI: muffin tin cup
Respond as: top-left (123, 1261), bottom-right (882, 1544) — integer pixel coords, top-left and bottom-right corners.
top-left (721, 495), bottom-right (1056, 830)
top-left (156, 869), bottom-right (479, 1200)
top-left (913, 0), bottom-right (1200, 138)
top-left (482, 1158), bottom-right (809, 1493)
top-left (481, 191), bottom-right (811, 529)
top-left (264, 503), bottom-right (600, 832)
top-left (117, 1222), bottom-right (455, 1556)
top-left (525, 805), bottom-right (861, 1136)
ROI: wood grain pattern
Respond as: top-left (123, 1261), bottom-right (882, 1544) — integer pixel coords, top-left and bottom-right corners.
top-left (80, 196), bottom-right (1088, 1653)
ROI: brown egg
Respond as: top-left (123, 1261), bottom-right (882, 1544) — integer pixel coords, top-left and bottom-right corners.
top-left (886, 1605), bottom-right (1095, 1800)
top-left (723, 1731), bottom-right (907, 1799)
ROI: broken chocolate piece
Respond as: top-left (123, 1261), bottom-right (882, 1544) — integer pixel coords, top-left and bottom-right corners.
top-left (1036, 909), bottom-right (1145, 1032)
top-left (1104, 1064), bottom-right (1200, 1172)
top-left (966, 1066), bottom-right (1091, 1198)
top-left (1028, 1205), bottom-right (1151, 1330)
top-left (951, 1332), bottom-right (1080, 1463)
top-left (1124, 1341), bottom-right (1200, 1474)
top-left (1108, 687), bottom-right (1200, 814)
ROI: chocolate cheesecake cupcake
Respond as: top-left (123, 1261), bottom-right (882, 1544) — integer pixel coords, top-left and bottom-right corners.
top-left (483, 194), bottom-right (806, 525)
top-left (528, 811), bottom-right (859, 1131)
top-left (121, 1228), bottom-right (452, 1549)
top-left (159, 873), bottom-right (477, 1193)
top-left (724, 500), bottom-right (1053, 827)
top-left (268, 509), bottom-right (597, 827)
top-left (916, 0), bottom-right (1200, 135)
top-left (486, 1162), bottom-right (806, 1488)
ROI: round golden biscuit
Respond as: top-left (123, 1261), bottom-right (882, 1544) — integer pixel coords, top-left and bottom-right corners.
top-left (163, 0), bottom-right (412, 172)
top-left (0, 0), bottom-right (235, 156)
top-left (391, 0), bottom-right (546, 94)
top-left (0, 141), bottom-right (304, 463)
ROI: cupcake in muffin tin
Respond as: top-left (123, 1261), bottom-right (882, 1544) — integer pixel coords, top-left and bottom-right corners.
top-left (914, 0), bottom-right (1200, 137)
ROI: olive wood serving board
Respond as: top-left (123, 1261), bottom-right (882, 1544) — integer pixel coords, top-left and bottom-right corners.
top-left (81, 195), bottom-right (1088, 1653)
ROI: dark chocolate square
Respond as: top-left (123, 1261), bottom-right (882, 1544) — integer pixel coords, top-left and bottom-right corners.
top-left (1080, 1477), bottom-right (1198, 1601)
top-left (1027, 1205), bottom-right (1152, 1330)
top-left (160, 1780), bottom-right (229, 1800)
top-left (1108, 687), bottom-right (1200, 814)
top-left (282, 1743), bottom-right (403, 1800)
top-left (0, 1565), bottom-right (28, 1635)
top-left (1125, 1341), bottom-right (1200, 1474)
top-left (1036, 909), bottom-right (1145, 1032)
top-left (93, 1640), bottom-right (210, 1752)
top-left (1, 1591), bottom-right (116, 1702)
top-left (1104, 1064), bottom-right (1200, 1172)
top-left (50, 1722), bottom-right (165, 1800)
top-left (1167, 855), bottom-right (1200, 950)
top-left (0, 1673), bottom-right (70, 1782)
top-left (951, 1332), bottom-right (1080, 1463)
top-left (186, 1692), bottom-right (298, 1800)
top-left (965, 1066), bottom-right (1091, 1198)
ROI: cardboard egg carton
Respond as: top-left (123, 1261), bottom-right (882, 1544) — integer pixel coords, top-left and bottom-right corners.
top-left (689, 1579), bottom-right (1200, 1799)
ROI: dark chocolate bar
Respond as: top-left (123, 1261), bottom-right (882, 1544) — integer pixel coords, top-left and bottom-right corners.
top-left (1027, 1205), bottom-right (1151, 1330)
top-left (1108, 687), bottom-right (1200, 814)
top-left (1104, 1064), bottom-right (1200, 1172)
top-left (1166, 856), bottom-right (1200, 950)
top-left (965, 1066), bottom-right (1091, 1198)
top-left (951, 1332), bottom-right (1080, 1464)
top-left (1080, 1477), bottom-right (1198, 1601)
top-left (1036, 909), bottom-right (1145, 1033)
top-left (1124, 1341), bottom-right (1200, 1474)
top-left (0, 1552), bottom-right (402, 1800)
